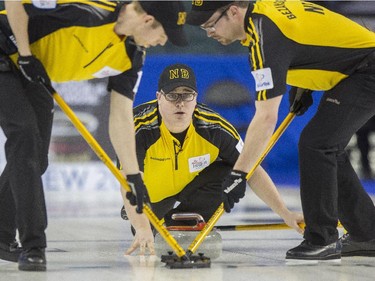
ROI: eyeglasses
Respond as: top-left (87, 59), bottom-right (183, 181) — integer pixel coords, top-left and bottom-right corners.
top-left (200, 6), bottom-right (230, 33)
top-left (161, 90), bottom-right (197, 102)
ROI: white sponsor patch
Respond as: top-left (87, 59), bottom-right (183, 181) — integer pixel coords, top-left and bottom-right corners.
top-left (251, 67), bottom-right (274, 91)
top-left (92, 66), bottom-right (122, 78)
top-left (236, 139), bottom-right (244, 153)
top-left (32, 0), bottom-right (57, 9)
top-left (188, 154), bottom-right (210, 173)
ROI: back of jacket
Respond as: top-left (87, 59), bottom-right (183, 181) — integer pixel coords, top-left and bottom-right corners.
top-left (242, 0), bottom-right (375, 100)
top-left (0, 1), bottom-right (144, 99)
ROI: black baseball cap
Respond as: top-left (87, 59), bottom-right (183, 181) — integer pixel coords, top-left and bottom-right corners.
top-left (158, 64), bottom-right (197, 93)
top-left (186, 0), bottom-right (234, 26)
top-left (139, 1), bottom-right (188, 46)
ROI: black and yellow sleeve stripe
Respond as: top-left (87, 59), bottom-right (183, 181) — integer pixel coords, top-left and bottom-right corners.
top-left (247, 17), bottom-right (264, 71)
top-left (194, 106), bottom-right (241, 141)
top-left (246, 17), bottom-right (268, 101)
top-left (134, 101), bottom-right (159, 133)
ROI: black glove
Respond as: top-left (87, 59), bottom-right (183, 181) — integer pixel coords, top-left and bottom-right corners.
top-left (222, 170), bottom-right (247, 213)
top-left (126, 173), bottom-right (149, 214)
top-left (289, 87), bottom-right (313, 116)
top-left (17, 55), bottom-right (51, 85)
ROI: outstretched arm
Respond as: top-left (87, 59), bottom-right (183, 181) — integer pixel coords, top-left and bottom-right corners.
top-left (109, 91), bottom-right (155, 254)
top-left (109, 91), bottom-right (149, 214)
top-left (249, 166), bottom-right (304, 234)
top-left (222, 96), bottom-right (284, 212)
top-left (238, 96), bottom-right (303, 233)
top-left (109, 91), bottom-right (139, 176)
top-left (234, 96), bottom-right (282, 173)
top-left (120, 187), bottom-right (155, 256)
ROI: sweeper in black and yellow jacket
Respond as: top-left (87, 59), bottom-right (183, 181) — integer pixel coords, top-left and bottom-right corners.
top-left (187, 0), bottom-right (375, 262)
top-left (0, 1), bottom-right (187, 271)
top-left (121, 63), bottom-right (304, 256)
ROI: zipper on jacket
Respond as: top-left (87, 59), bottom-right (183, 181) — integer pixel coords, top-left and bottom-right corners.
top-left (83, 42), bottom-right (113, 68)
top-left (173, 140), bottom-right (182, 170)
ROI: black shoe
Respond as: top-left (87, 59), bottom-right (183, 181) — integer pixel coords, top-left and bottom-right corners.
top-left (341, 233), bottom-right (375, 257)
top-left (0, 240), bottom-right (22, 262)
top-left (286, 240), bottom-right (341, 264)
top-left (18, 248), bottom-right (46, 271)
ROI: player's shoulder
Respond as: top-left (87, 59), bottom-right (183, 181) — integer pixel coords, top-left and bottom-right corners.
top-left (194, 103), bottom-right (228, 125)
top-left (134, 100), bottom-right (159, 131)
top-left (194, 103), bottom-right (240, 140)
top-left (195, 102), bottom-right (223, 115)
top-left (134, 100), bottom-right (157, 115)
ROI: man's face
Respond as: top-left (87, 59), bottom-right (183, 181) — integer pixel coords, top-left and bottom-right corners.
top-left (114, 3), bottom-right (168, 47)
top-left (157, 86), bottom-right (197, 132)
top-left (200, 6), bottom-right (240, 45)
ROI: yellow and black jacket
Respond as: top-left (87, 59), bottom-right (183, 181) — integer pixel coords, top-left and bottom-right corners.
top-left (242, 0), bottom-right (375, 101)
top-left (0, 0), bottom-right (144, 99)
top-left (133, 100), bottom-right (243, 203)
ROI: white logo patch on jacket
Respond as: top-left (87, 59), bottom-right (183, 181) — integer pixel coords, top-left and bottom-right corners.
top-left (32, 0), bottom-right (57, 9)
top-left (251, 67), bottom-right (274, 91)
top-left (92, 66), bottom-right (122, 78)
top-left (188, 154), bottom-right (210, 173)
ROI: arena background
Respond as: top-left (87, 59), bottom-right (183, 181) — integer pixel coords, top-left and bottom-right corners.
top-left (0, 1), bottom-right (374, 194)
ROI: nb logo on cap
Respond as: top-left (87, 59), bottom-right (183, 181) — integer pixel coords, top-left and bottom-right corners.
top-left (192, 0), bottom-right (203, 7)
top-left (177, 12), bottom-right (187, 25)
top-left (169, 68), bottom-right (190, 80)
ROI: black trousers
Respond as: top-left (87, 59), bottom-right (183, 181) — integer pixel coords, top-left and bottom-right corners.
top-left (0, 57), bottom-right (53, 249)
top-left (299, 59), bottom-right (375, 245)
top-left (151, 161), bottom-right (232, 226)
top-left (356, 116), bottom-right (375, 176)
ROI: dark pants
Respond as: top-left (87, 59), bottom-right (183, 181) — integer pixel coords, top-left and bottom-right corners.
top-left (299, 59), bottom-right (375, 245)
top-left (151, 161), bottom-right (232, 226)
top-left (356, 116), bottom-right (375, 177)
top-left (0, 56), bottom-right (53, 249)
